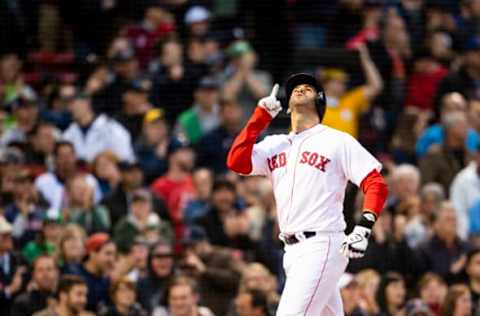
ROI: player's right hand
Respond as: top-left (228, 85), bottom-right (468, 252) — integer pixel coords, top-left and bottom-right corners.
top-left (340, 225), bottom-right (371, 259)
top-left (258, 84), bottom-right (282, 118)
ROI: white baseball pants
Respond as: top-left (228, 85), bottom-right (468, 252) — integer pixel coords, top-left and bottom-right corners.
top-left (276, 232), bottom-right (348, 316)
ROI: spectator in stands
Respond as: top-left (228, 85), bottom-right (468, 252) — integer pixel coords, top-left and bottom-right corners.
top-left (64, 174), bottom-right (111, 235)
top-left (137, 240), bottom-right (175, 314)
top-left (150, 38), bottom-right (198, 125)
top-left (221, 40), bottom-right (271, 118)
top-left (321, 44), bottom-right (383, 139)
top-left (63, 94), bottom-right (135, 163)
top-left (135, 108), bottom-right (182, 184)
top-left (196, 179), bottom-right (254, 251)
top-left (415, 202), bottom-right (471, 279)
top-left (195, 99), bottom-right (244, 173)
top-left (93, 45), bottom-right (140, 116)
top-left (184, 168), bottom-right (213, 225)
top-left (22, 211), bottom-right (63, 264)
top-left (91, 151), bottom-right (121, 196)
top-left (386, 164), bottom-right (421, 213)
top-left (11, 255), bottom-right (59, 316)
top-left (125, 3), bottom-right (175, 69)
top-left (151, 146), bottom-right (196, 245)
top-left (450, 144), bottom-right (480, 240)
top-left (376, 272), bottom-right (407, 316)
top-left (152, 275), bottom-right (215, 316)
top-left (420, 182), bottom-right (446, 219)
top-left (117, 79), bottom-right (154, 142)
top-left (74, 232), bottom-right (117, 312)
top-left (99, 277), bottom-right (147, 316)
top-left (175, 77), bottom-right (221, 145)
top-left (234, 288), bottom-right (270, 316)
top-left (1, 87), bottom-right (40, 147)
top-left (57, 224), bottom-right (86, 275)
top-left (0, 217), bottom-right (26, 315)
top-left (24, 122), bottom-right (57, 171)
top-left (0, 54), bottom-right (24, 105)
top-left (113, 189), bottom-right (172, 253)
top-left (41, 83), bottom-right (75, 131)
top-left (184, 6), bottom-right (211, 39)
top-left (434, 35), bottom-right (480, 115)
top-left (33, 274), bottom-right (94, 316)
top-left (239, 262), bottom-right (280, 312)
top-left (441, 284), bottom-right (472, 316)
top-left (419, 111), bottom-right (469, 193)
top-left (35, 141), bottom-right (102, 210)
top-left (416, 92), bottom-right (478, 158)
top-left (417, 273), bottom-right (447, 315)
top-left (465, 248), bottom-right (480, 314)
top-left (4, 169), bottom-right (47, 247)
top-left (338, 273), bottom-right (363, 316)
top-left (356, 269), bottom-right (381, 315)
top-left (403, 299), bottom-right (432, 316)
top-left (180, 226), bottom-right (242, 316)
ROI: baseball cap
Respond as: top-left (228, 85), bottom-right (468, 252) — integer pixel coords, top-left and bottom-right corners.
top-left (7, 87), bottom-right (39, 111)
top-left (0, 217), bottom-right (12, 235)
top-left (404, 299), bottom-right (432, 316)
top-left (43, 208), bottom-right (63, 225)
top-left (197, 77), bottom-right (220, 90)
top-left (110, 47), bottom-right (135, 63)
top-left (184, 6), bottom-right (211, 25)
top-left (85, 233), bottom-right (112, 253)
top-left (131, 188), bottom-right (152, 203)
top-left (0, 147), bottom-right (25, 165)
top-left (143, 108), bottom-right (165, 124)
top-left (127, 79), bottom-right (152, 93)
top-left (225, 40), bottom-right (253, 58)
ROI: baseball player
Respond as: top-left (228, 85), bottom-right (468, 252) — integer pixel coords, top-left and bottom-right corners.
top-left (226, 73), bottom-right (388, 315)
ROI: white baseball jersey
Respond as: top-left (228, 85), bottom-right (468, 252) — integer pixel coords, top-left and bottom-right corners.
top-left (250, 123), bottom-right (382, 234)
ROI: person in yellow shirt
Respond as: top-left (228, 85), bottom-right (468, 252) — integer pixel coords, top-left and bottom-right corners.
top-left (321, 45), bottom-right (383, 138)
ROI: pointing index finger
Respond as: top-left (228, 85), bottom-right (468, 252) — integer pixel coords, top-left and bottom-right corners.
top-left (270, 84), bottom-right (279, 98)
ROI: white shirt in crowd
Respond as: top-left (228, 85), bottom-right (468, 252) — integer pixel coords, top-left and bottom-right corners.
top-left (450, 161), bottom-right (480, 240)
top-left (63, 114), bottom-right (135, 162)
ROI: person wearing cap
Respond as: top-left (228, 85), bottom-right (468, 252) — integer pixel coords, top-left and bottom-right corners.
top-left (320, 44), bottom-right (383, 139)
top-left (0, 87), bottom-right (40, 147)
top-left (4, 169), bottom-right (47, 248)
top-left (404, 299), bottom-right (433, 316)
top-left (0, 216), bottom-right (27, 315)
top-left (23, 122), bottom-right (58, 170)
top-left (184, 6), bottom-right (211, 38)
top-left (63, 93), bottom-right (135, 163)
top-left (135, 108), bottom-right (182, 184)
top-left (35, 141), bottom-right (103, 211)
top-left (93, 42), bottom-right (140, 117)
top-left (174, 76), bottom-right (221, 145)
top-left (434, 35), bottom-right (480, 116)
top-left (73, 232), bottom-right (117, 312)
top-left (113, 188), bottom-right (173, 253)
top-left (117, 79), bottom-right (155, 141)
top-left (221, 40), bottom-right (271, 119)
top-left (195, 99), bottom-right (244, 173)
top-left (150, 37), bottom-right (199, 125)
top-left (125, 2), bottom-right (175, 70)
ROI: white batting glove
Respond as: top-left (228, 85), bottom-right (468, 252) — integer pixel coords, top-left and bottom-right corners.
top-left (341, 226), bottom-right (371, 259)
top-left (341, 213), bottom-right (376, 259)
top-left (258, 84), bottom-right (282, 118)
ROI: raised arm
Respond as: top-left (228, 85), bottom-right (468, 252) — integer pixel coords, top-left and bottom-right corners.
top-left (226, 84), bottom-right (281, 175)
top-left (357, 44), bottom-right (383, 100)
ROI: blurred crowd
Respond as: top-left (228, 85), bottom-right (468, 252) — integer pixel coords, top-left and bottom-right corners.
top-left (2, 0), bottom-right (480, 315)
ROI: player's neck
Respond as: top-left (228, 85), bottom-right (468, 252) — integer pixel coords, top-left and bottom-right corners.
top-left (291, 111), bottom-right (320, 134)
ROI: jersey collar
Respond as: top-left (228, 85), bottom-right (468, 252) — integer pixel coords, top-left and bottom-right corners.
top-left (288, 123), bottom-right (326, 139)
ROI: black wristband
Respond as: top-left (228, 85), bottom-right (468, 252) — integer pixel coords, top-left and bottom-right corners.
top-left (358, 212), bottom-right (376, 230)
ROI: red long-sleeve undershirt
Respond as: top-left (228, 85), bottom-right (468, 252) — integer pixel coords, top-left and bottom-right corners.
top-left (360, 169), bottom-right (388, 217)
top-left (227, 107), bottom-right (272, 174)
top-left (226, 107), bottom-right (388, 216)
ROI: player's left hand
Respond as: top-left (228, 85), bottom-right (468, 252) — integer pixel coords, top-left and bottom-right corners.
top-left (340, 225), bottom-right (371, 259)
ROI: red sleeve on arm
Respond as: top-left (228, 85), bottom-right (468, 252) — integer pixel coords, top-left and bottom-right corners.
top-left (226, 107), bottom-right (272, 174)
top-left (360, 169), bottom-right (389, 217)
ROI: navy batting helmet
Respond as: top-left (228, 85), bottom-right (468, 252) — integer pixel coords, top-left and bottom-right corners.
top-left (284, 73), bottom-right (326, 121)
